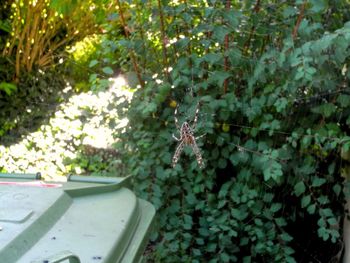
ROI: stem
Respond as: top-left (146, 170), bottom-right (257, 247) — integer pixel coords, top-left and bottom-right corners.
top-left (116, 0), bottom-right (144, 88)
top-left (292, 2), bottom-right (306, 40)
top-left (243, 0), bottom-right (261, 55)
top-left (136, 3), bottom-right (147, 73)
top-left (157, 0), bottom-right (169, 79)
top-left (223, 0), bottom-right (231, 94)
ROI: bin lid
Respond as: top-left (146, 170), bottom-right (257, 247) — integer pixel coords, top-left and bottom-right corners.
top-left (0, 174), bottom-right (155, 263)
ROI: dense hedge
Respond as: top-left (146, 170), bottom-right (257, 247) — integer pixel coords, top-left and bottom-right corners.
top-left (111, 1), bottom-right (350, 262)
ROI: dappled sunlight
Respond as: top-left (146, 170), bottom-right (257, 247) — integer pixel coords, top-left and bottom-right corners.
top-left (0, 77), bottom-right (132, 180)
top-left (109, 74), bottom-right (134, 99)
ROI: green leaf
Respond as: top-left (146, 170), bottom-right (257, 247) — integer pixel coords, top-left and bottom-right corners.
top-left (0, 82), bottom-right (17, 96)
top-left (311, 103), bottom-right (336, 118)
top-left (283, 6), bottom-right (298, 18)
top-left (307, 204), bottom-right (316, 214)
top-left (310, 0), bottom-right (327, 13)
top-left (210, 71), bottom-right (231, 87)
top-left (212, 25), bottom-right (230, 42)
top-left (186, 193), bottom-right (197, 205)
top-left (223, 10), bottom-right (240, 28)
top-left (301, 195), bottom-right (311, 208)
top-left (320, 208), bottom-right (333, 217)
top-left (337, 94), bottom-right (350, 107)
top-left (327, 217), bottom-right (337, 225)
top-left (274, 97), bottom-right (288, 113)
top-left (263, 161), bottom-right (283, 181)
top-left (333, 184), bottom-right (341, 196)
top-left (294, 181), bottom-right (306, 197)
top-left (317, 195), bottom-right (329, 205)
top-left (207, 243), bottom-right (217, 252)
top-left (311, 177), bottom-right (326, 187)
top-left (202, 53), bottom-right (222, 65)
top-left (220, 252), bottom-right (231, 262)
top-left (218, 158), bottom-right (227, 169)
top-left (0, 20), bottom-right (11, 33)
top-left (219, 181), bottom-right (232, 198)
top-left (318, 227), bottom-right (330, 241)
top-left (89, 59), bottom-right (99, 68)
top-left (102, 66), bottom-right (114, 75)
top-left (50, 0), bottom-right (78, 15)
top-left (280, 232), bottom-right (293, 242)
top-left (227, 49), bottom-right (242, 66)
top-left (243, 256), bottom-right (251, 263)
top-left (270, 203), bottom-right (282, 213)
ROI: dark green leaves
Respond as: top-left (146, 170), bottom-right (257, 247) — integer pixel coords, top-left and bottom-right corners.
top-left (311, 103), bottom-right (336, 118)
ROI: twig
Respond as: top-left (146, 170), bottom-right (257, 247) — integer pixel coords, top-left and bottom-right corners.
top-left (243, 0), bottom-right (261, 55)
top-left (223, 0), bottom-right (232, 94)
top-left (157, 0), bottom-right (169, 79)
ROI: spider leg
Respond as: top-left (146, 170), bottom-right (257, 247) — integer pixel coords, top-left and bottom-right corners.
top-left (172, 134), bottom-right (181, 141)
top-left (195, 133), bottom-right (206, 140)
top-left (172, 140), bottom-right (185, 167)
top-left (190, 140), bottom-right (204, 168)
top-left (191, 103), bottom-right (201, 130)
top-left (174, 107), bottom-right (180, 130)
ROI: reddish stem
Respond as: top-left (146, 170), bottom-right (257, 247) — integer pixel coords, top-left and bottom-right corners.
top-left (292, 2), bottom-right (306, 40)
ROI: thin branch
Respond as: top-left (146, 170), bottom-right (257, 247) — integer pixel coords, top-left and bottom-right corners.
top-left (292, 2), bottom-right (306, 40)
top-left (223, 0), bottom-right (231, 94)
top-left (243, 0), bottom-right (261, 55)
top-left (157, 0), bottom-right (169, 79)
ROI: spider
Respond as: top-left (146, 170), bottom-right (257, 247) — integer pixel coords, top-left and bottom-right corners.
top-left (172, 104), bottom-right (204, 168)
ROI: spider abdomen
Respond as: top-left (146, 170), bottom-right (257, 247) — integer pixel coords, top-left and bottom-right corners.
top-left (172, 107), bottom-right (204, 168)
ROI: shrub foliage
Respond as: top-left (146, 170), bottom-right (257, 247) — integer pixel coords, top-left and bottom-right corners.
top-left (110, 1), bottom-right (350, 262)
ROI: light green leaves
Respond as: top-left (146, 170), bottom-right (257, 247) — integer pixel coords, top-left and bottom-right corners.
top-left (0, 82), bottom-right (17, 96)
top-left (102, 66), bottom-right (114, 75)
top-left (89, 59), bottom-right (98, 67)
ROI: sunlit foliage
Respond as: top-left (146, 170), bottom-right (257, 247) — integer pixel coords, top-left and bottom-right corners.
top-left (2, 0), bottom-right (111, 79)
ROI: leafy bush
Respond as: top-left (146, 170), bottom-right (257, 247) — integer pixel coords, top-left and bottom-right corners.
top-left (108, 1), bottom-right (350, 262)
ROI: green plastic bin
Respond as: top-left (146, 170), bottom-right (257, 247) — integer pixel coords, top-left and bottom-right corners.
top-left (0, 173), bottom-right (155, 263)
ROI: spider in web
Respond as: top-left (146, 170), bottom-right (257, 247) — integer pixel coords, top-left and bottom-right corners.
top-left (172, 104), bottom-right (205, 168)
